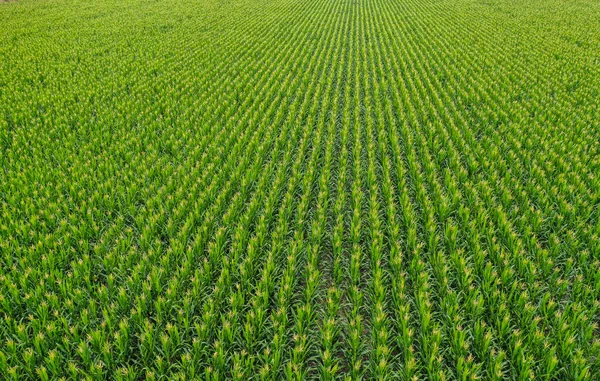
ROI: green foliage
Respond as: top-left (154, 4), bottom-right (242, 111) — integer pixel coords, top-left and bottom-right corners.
top-left (1, 0), bottom-right (599, 378)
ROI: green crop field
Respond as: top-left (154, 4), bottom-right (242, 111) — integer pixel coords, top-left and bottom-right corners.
top-left (1, 0), bottom-right (599, 379)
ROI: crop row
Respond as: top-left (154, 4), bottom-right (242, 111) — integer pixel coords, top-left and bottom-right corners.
top-left (0, 0), bottom-right (599, 379)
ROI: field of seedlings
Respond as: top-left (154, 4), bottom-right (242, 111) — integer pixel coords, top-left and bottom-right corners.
top-left (1, 0), bottom-right (600, 379)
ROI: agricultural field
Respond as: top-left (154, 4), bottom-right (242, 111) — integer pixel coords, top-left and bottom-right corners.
top-left (1, 0), bottom-right (600, 379)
